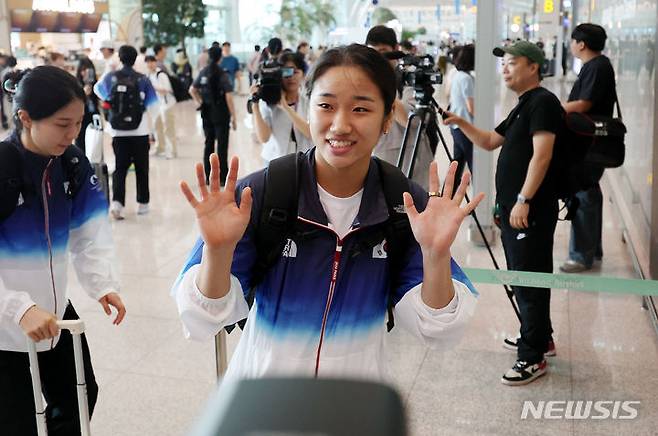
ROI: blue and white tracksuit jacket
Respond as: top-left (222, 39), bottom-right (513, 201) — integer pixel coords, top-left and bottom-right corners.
top-left (0, 131), bottom-right (119, 353)
top-left (172, 150), bottom-right (478, 381)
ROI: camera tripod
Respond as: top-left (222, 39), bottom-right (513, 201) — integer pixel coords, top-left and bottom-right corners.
top-left (397, 96), bottom-right (521, 322)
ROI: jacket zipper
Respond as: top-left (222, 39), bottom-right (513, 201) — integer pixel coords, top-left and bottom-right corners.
top-left (298, 216), bottom-right (363, 377)
top-left (41, 159), bottom-right (58, 350)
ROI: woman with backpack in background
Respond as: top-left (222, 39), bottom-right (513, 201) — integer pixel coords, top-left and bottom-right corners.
top-left (173, 44), bottom-right (483, 381)
top-left (189, 45), bottom-right (237, 186)
top-left (0, 66), bottom-right (125, 435)
top-left (171, 48), bottom-right (193, 101)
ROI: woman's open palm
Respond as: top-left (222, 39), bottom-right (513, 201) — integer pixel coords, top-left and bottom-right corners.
top-left (180, 154), bottom-right (252, 249)
top-left (404, 161), bottom-right (484, 258)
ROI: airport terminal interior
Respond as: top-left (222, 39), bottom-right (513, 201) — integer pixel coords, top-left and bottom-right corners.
top-left (0, 0), bottom-right (657, 435)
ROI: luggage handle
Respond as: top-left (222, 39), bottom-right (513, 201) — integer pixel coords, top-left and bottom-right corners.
top-left (27, 319), bottom-right (91, 436)
top-left (91, 113), bottom-right (103, 131)
top-left (57, 319), bottom-right (86, 334)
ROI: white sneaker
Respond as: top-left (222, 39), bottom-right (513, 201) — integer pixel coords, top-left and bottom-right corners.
top-left (137, 203), bottom-right (150, 215)
top-left (110, 201), bottom-right (124, 220)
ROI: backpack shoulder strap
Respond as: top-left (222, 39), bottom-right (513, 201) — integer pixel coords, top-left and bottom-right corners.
top-left (225, 152), bottom-right (301, 333)
top-left (0, 140), bottom-right (24, 222)
top-left (252, 152), bottom-right (302, 287)
top-left (373, 157), bottom-right (413, 332)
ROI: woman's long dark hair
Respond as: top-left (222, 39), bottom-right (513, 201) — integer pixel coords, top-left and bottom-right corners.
top-left (4, 65), bottom-right (85, 130)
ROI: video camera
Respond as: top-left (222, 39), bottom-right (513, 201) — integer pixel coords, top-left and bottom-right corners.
top-left (247, 59), bottom-right (298, 114)
top-left (397, 54), bottom-right (442, 105)
top-left (248, 59), bottom-right (282, 112)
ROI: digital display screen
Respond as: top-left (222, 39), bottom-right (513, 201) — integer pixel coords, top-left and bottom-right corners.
top-left (10, 9), bottom-right (102, 33)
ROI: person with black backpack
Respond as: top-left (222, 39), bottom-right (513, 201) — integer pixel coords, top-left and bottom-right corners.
top-left (172, 44), bottom-right (482, 382)
top-left (190, 45), bottom-right (237, 186)
top-left (0, 65), bottom-right (125, 436)
top-left (559, 24), bottom-right (617, 274)
top-left (94, 45), bottom-right (158, 220)
top-left (443, 41), bottom-right (562, 386)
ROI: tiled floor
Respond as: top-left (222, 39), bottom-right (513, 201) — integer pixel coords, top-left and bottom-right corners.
top-left (6, 76), bottom-right (657, 435)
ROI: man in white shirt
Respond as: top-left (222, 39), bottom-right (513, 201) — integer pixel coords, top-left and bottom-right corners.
top-left (146, 55), bottom-right (178, 159)
top-left (133, 46), bottom-right (149, 75)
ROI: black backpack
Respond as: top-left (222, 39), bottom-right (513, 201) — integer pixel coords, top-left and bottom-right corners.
top-left (0, 141), bottom-right (88, 222)
top-left (225, 152), bottom-right (414, 333)
top-left (199, 66), bottom-right (227, 107)
top-left (108, 70), bottom-right (144, 130)
top-left (157, 70), bottom-right (187, 103)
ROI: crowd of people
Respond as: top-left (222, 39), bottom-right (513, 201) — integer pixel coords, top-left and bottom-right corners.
top-left (0, 20), bottom-right (621, 434)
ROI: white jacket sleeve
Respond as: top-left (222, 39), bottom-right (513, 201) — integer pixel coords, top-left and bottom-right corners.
top-left (393, 279), bottom-right (477, 349)
top-left (69, 215), bottom-right (120, 301)
top-left (68, 164), bottom-right (121, 301)
top-left (0, 274), bottom-right (36, 325)
top-left (173, 264), bottom-right (250, 341)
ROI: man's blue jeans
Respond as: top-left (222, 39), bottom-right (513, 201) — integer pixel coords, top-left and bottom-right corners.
top-left (568, 183), bottom-right (604, 267)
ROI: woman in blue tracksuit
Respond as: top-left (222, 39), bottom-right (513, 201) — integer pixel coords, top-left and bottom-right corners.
top-left (0, 66), bottom-right (126, 435)
top-left (173, 44), bottom-right (484, 381)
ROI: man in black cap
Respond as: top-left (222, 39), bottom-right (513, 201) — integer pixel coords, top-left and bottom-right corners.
top-left (364, 25), bottom-right (433, 189)
top-left (443, 40), bottom-right (562, 386)
top-left (559, 23), bottom-right (616, 273)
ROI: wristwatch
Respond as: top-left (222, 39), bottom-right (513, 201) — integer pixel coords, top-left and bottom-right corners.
top-left (516, 193), bottom-right (530, 205)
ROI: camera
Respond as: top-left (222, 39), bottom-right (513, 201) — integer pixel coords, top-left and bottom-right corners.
top-left (398, 55), bottom-right (442, 105)
top-left (247, 59), bottom-right (283, 113)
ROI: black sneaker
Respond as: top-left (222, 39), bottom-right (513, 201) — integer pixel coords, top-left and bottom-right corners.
top-left (501, 359), bottom-right (547, 386)
top-left (503, 336), bottom-right (556, 357)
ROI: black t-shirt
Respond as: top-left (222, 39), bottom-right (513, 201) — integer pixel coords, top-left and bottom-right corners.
top-left (193, 65), bottom-right (232, 124)
top-left (568, 55), bottom-right (616, 117)
top-left (494, 87), bottom-right (562, 208)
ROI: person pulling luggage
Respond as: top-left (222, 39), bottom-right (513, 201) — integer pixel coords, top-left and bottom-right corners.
top-left (0, 65), bottom-right (126, 436)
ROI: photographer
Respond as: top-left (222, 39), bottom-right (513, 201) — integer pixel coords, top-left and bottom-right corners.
top-left (365, 25), bottom-right (433, 188)
top-left (250, 51), bottom-right (312, 163)
top-left (559, 24), bottom-right (616, 273)
top-left (190, 46), bottom-right (237, 186)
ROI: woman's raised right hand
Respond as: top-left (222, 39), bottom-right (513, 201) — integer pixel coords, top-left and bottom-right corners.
top-left (180, 154), bottom-right (252, 249)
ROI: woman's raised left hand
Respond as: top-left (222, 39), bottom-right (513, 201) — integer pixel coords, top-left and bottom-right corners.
top-left (403, 161), bottom-right (484, 260)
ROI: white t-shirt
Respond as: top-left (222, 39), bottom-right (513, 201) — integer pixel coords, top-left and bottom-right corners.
top-left (449, 71), bottom-right (474, 128)
top-left (316, 184), bottom-right (363, 239)
top-left (258, 94), bottom-right (312, 162)
top-left (148, 70), bottom-right (176, 110)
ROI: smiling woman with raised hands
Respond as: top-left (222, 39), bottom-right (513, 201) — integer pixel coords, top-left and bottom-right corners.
top-left (173, 44), bottom-right (484, 382)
